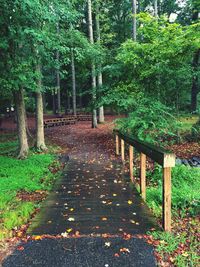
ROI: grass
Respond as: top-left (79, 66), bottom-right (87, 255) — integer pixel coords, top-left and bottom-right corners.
top-left (177, 115), bottom-right (199, 133)
top-left (0, 135), bottom-right (60, 240)
top-left (145, 165), bottom-right (200, 266)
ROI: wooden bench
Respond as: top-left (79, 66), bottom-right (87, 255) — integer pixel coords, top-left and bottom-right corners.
top-left (44, 117), bottom-right (76, 128)
top-left (76, 114), bottom-right (92, 121)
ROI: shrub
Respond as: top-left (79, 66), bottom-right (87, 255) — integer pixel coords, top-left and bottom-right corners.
top-left (115, 97), bottom-right (180, 144)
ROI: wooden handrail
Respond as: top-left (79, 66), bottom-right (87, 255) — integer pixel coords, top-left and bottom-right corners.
top-left (114, 129), bottom-right (176, 232)
top-left (114, 130), bottom-right (175, 168)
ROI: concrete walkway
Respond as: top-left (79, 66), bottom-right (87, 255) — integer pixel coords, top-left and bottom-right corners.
top-left (3, 121), bottom-right (157, 267)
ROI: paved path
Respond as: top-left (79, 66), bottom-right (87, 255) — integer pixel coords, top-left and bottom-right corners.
top-left (3, 121), bottom-right (157, 267)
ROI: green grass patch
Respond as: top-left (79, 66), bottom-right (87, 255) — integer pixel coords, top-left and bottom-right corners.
top-left (146, 165), bottom-right (200, 266)
top-left (0, 138), bottom-right (60, 240)
top-left (149, 229), bottom-right (199, 267)
top-left (177, 115), bottom-right (199, 133)
top-left (146, 165), bottom-right (200, 217)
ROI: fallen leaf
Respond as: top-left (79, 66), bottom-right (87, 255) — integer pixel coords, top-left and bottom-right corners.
top-left (120, 248), bottom-right (130, 253)
top-left (68, 217), bottom-right (75, 222)
top-left (105, 242), bottom-right (111, 247)
top-left (17, 246), bottom-right (24, 251)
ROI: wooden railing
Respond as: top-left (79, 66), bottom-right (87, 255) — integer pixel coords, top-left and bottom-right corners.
top-left (114, 130), bottom-right (176, 232)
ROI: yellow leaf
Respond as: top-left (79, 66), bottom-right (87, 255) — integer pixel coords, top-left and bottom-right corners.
top-left (34, 235), bottom-right (42, 240)
top-left (128, 200), bottom-right (133, 205)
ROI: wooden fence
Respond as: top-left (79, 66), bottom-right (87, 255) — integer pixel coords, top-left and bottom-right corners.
top-left (114, 130), bottom-right (176, 232)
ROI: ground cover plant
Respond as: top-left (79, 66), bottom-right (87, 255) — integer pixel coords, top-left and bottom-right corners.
top-left (0, 136), bottom-right (60, 241)
top-left (144, 164), bottom-right (200, 266)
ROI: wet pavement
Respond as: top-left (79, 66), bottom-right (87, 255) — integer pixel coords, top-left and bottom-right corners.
top-left (3, 121), bottom-right (158, 267)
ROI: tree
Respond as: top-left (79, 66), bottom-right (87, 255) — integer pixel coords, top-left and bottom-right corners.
top-left (88, 0), bottom-right (98, 128)
top-left (14, 88), bottom-right (29, 159)
top-left (35, 63), bottom-right (47, 151)
top-left (132, 0), bottom-right (137, 41)
top-left (96, 1), bottom-right (105, 123)
top-left (71, 48), bottom-right (77, 116)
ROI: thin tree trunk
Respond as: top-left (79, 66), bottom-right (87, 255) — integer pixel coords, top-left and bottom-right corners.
top-left (56, 23), bottom-right (61, 114)
top-left (96, 2), bottom-right (105, 123)
top-left (53, 90), bottom-right (56, 115)
top-left (191, 49), bottom-right (200, 112)
top-left (67, 91), bottom-right (71, 112)
top-left (98, 73), bottom-right (105, 123)
top-left (79, 87), bottom-right (82, 110)
top-left (154, 0), bottom-right (158, 17)
top-left (71, 49), bottom-right (77, 116)
top-left (56, 52), bottom-right (61, 114)
top-left (14, 88), bottom-right (29, 159)
top-left (132, 0), bottom-right (137, 41)
top-left (88, 0), bottom-right (97, 128)
top-left (36, 64), bottom-right (47, 151)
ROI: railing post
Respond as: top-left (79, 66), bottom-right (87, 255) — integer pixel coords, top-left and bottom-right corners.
top-left (121, 139), bottom-right (125, 162)
top-left (116, 135), bottom-right (120, 155)
top-left (129, 145), bottom-right (134, 182)
top-left (163, 167), bottom-right (171, 232)
top-left (140, 153), bottom-right (146, 201)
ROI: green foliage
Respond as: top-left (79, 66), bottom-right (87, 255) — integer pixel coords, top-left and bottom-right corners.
top-left (0, 140), bottom-right (18, 155)
top-left (115, 97), bottom-right (180, 144)
top-left (146, 165), bottom-right (200, 217)
top-left (0, 154), bottom-right (55, 192)
top-left (149, 230), bottom-right (199, 267)
top-left (3, 202), bottom-right (35, 230)
top-left (0, 139), bottom-right (59, 240)
top-left (113, 14), bottom-right (200, 112)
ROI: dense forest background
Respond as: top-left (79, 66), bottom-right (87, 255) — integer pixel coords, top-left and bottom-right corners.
top-left (0, 0), bottom-right (200, 157)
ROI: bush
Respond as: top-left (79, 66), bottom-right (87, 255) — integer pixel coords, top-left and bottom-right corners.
top-left (115, 97), bottom-right (180, 144)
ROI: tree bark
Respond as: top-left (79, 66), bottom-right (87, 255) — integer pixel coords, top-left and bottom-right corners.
top-left (14, 88), bottom-right (29, 159)
top-left (191, 49), bottom-right (200, 112)
top-left (56, 51), bottom-right (61, 114)
top-left (56, 23), bottom-right (61, 114)
top-left (88, 0), bottom-right (97, 128)
top-left (98, 73), bottom-right (105, 123)
top-left (154, 0), bottom-right (158, 18)
top-left (132, 0), bottom-right (137, 41)
top-left (71, 49), bottom-right (77, 116)
top-left (96, 2), bottom-right (105, 123)
top-left (53, 89), bottom-right (56, 115)
top-left (36, 64), bottom-right (47, 151)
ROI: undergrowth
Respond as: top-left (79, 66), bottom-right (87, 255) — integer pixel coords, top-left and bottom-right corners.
top-left (146, 165), bottom-right (200, 266)
top-left (0, 136), bottom-right (60, 240)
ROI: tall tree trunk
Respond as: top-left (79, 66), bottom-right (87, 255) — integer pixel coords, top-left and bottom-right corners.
top-left (56, 23), bottom-right (61, 114)
top-left (191, 49), bottom-right (200, 112)
top-left (154, 0), bottom-right (158, 17)
top-left (132, 0), bottom-right (137, 41)
top-left (43, 93), bottom-right (47, 114)
top-left (96, 2), bottom-right (105, 123)
top-left (35, 64), bottom-right (47, 151)
top-left (79, 87), bottom-right (82, 110)
top-left (88, 0), bottom-right (97, 128)
top-left (56, 51), bottom-right (61, 114)
top-left (98, 73), bottom-right (105, 123)
top-left (14, 88), bottom-right (29, 159)
top-left (71, 49), bottom-right (77, 116)
top-left (53, 89), bottom-right (56, 115)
